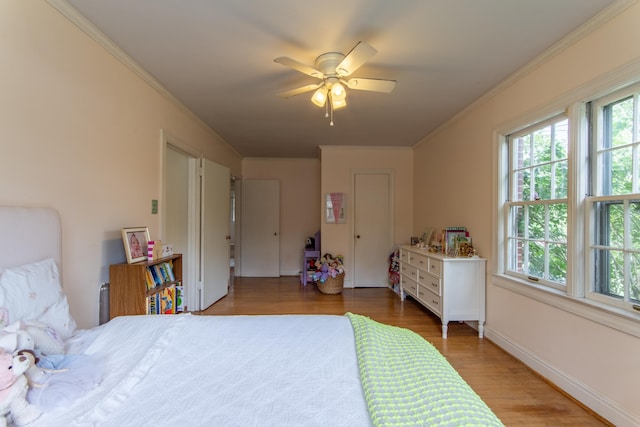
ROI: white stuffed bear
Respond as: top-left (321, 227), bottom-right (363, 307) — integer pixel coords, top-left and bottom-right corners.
top-left (0, 321), bottom-right (63, 357)
top-left (0, 351), bottom-right (41, 426)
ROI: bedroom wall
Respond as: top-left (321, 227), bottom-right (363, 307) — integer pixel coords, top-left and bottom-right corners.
top-left (0, 1), bottom-right (242, 328)
top-left (412, 2), bottom-right (640, 425)
top-left (241, 158), bottom-right (321, 277)
top-left (319, 146), bottom-right (413, 288)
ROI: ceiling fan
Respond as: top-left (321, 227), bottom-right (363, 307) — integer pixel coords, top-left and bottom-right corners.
top-left (274, 41), bottom-right (396, 125)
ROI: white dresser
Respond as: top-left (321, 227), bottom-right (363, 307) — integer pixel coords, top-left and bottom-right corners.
top-left (399, 245), bottom-right (486, 338)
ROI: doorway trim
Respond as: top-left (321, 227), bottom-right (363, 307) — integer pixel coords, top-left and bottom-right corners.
top-left (161, 130), bottom-right (201, 311)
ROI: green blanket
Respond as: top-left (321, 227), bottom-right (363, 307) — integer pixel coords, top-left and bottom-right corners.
top-left (346, 313), bottom-right (504, 427)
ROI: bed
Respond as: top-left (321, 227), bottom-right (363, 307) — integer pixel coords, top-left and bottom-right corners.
top-left (0, 206), bottom-right (503, 426)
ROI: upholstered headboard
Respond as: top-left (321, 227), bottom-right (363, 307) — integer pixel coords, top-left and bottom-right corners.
top-left (0, 206), bottom-right (61, 270)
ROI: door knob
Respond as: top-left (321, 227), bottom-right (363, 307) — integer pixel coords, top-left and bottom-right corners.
top-left (356, 235), bottom-right (361, 239)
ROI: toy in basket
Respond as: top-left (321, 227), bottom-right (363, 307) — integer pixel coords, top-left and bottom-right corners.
top-left (312, 253), bottom-right (345, 294)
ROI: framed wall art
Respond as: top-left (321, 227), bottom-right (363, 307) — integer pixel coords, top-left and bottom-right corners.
top-left (121, 227), bottom-right (150, 263)
top-left (325, 192), bottom-right (346, 224)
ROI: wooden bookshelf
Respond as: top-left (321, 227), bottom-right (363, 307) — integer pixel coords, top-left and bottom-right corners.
top-left (109, 254), bottom-right (183, 319)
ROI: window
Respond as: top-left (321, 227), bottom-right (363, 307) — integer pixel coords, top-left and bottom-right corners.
top-left (500, 82), bottom-right (640, 316)
top-left (505, 116), bottom-right (569, 289)
top-left (588, 86), bottom-right (640, 308)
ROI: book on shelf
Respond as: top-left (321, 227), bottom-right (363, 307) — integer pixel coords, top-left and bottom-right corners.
top-left (155, 264), bottom-right (167, 282)
top-left (146, 294), bottom-right (158, 315)
top-left (145, 269), bottom-right (155, 290)
top-left (175, 282), bottom-right (184, 313)
top-left (148, 265), bottom-right (161, 285)
top-left (160, 285), bottom-right (175, 314)
top-left (163, 261), bottom-right (175, 281)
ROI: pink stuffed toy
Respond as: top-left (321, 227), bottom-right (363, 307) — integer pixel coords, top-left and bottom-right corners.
top-left (0, 351), bottom-right (40, 426)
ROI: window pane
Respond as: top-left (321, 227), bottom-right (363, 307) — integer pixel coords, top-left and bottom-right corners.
top-left (632, 201), bottom-right (640, 250)
top-left (533, 164), bottom-right (551, 200)
top-left (533, 128), bottom-right (552, 163)
top-left (511, 205), bottom-right (525, 238)
top-left (594, 249), bottom-right (624, 298)
top-left (631, 252), bottom-right (640, 303)
top-left (548, 243), bottom-right (567, 284)
top-left (554, 160), bottom-right (568, 199)
top-left (508, 238), bottom-right (525, 274)
top-left (515, 135), bottom-right (531, 168)
top-left (594, 202), bottom-right (624, 248)
top-left (528, 241), bottom-right (545, 278)
top-left (610, 146), bottom-right (633, 195)
top-left (548, 203), bottom-right (567, 242)
top-left (513, 168), bottom-right (531, 201)
top-left (554, 121), bottom-right (569, 159)
top-left (529, 204), bottom-right (545, 240)
top-left (609, 97), bottom-right (633, 148)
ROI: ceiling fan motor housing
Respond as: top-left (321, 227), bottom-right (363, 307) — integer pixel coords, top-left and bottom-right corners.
top-left (315, 52), bottom-right (345, 77)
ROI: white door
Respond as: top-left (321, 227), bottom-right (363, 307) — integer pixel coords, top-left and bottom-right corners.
top-left (353, 172), bottom-right (392, 287)
top-left (164, 144), bottom-right (198, 312)
top-left (201, 158), bottom-right (230, 309)
top-left (240, 179), bottom-right (280, 277)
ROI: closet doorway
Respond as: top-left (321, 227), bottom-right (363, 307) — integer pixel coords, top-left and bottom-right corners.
top-left (163, 133), bottom-right (230, 311)
top-left (352, 170), bottom-right (393, 287)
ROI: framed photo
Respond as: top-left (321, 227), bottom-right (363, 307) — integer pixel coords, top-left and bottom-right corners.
top-left (122, 227), bottom-right (150, 264)
top-left (325, 192), bottom-right (346, 224)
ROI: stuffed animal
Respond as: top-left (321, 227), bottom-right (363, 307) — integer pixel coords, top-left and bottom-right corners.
top-left (0, 351), bottom-right (41, 426)
top-left (0, 321), bottom-right (63, 357)
top-left (0, 323), bottom-right (34, 355)
top-left (22, 322), bottom-right (64, 357)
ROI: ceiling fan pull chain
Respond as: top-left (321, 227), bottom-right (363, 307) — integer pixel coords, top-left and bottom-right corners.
top-left (329, 95), bottom-right (334, 126)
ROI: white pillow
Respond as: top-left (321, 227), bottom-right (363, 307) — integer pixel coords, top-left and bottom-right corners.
top-left (0, 259), bottom-right (76, 338)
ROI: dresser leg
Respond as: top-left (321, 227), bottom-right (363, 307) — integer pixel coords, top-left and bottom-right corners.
top-left (478, 322), bottom-right (485, 338)
top-left (442, 322), bottom-right (448, 339)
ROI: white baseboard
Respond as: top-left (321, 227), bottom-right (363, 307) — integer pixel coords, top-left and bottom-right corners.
top-left (484, 328), bottom-right (639, 427)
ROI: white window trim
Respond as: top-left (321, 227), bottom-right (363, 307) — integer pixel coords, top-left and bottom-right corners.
top-left (492, 58), bottom-right (640, 338)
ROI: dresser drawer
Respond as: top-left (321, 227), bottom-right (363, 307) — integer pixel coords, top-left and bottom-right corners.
top-left (422, 274), bottom-right (441, 295)
top-left (428, 258), bottom-right (442, 277)
top-left (409, 252), bottom-right (428, 269)
top-left (400, 264), bottom-right (418, 281)
top-left (418, 287), bottom-right (441, 315)
top-left (402, 277), bottom-right (418, 297)
top-left (400, 249), bottom-right (409, 264)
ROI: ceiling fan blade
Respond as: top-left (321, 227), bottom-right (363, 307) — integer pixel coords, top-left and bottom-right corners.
top-left (346, 78), bottom-right (396, 93)
top-left (336, 42), bottom-right (377, 77)
top-left (277, 83), bottom-right (322, 98)
top-left (274, 57), bottom-right (323, 78)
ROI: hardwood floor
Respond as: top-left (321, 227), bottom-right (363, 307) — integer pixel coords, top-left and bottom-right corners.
top-left (199, 275), bottom-right (611, 427)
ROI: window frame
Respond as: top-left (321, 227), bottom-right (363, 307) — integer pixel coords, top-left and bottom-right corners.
top-left (503, 114), bottom-right (569, 291)
top-left (494, 79), bottom-right (640, 338)
top-left (585, 83), bottom-right (640, 310)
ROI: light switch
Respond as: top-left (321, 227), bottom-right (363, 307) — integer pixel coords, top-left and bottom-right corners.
top-left (151, 199), bottom-right (158, 214)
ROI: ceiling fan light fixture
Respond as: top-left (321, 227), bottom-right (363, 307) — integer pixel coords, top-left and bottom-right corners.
top-left (330, 82), bottom-right (346, 100)
top-left (330, 96), bottom-right (347, 110)
top-left (311, 86), bottom-right (328, 107)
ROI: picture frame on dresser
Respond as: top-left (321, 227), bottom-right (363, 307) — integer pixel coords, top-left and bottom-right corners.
top-left (122, 227), bottom-right (150, 263)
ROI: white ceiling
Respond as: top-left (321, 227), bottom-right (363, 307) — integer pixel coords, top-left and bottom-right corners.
top-left (53, 0), bottom-right (618, 158)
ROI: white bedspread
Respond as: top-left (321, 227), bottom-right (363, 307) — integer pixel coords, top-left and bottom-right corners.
top-left (30, 314), bottom-right (372, 427)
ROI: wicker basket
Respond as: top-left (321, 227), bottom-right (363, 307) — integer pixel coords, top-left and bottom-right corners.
top-left (317, 273), bottom-right (344, 294)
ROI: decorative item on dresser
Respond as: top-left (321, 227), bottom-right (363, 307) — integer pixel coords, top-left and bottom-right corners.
top-left (399, 245), bottom-right (486, 338)
top-left (109, 254), bottom-right (183, 318)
